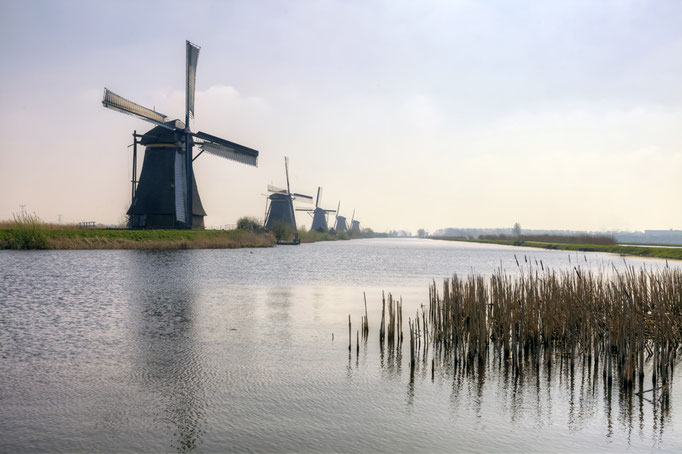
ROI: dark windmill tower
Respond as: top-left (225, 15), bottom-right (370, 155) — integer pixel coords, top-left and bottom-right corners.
top-left (264, 157), bottom-right (312, 243)
top-left (102, 40), bottom-right (259, 229)
top-left (296, 187), bottom-right (336, 232)
top-left (350, 209), bottom-right (361, 233)
top-left (333, 201), bottom-right (348, 232)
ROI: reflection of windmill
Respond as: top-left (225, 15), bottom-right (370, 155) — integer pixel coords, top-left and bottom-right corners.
top-left (102, 40), bottom-right (259, 229)
top-left (295, 187), bottom-right (336, 232)
top-left (264, 157), bottom-right (312, 240)
top-left (333, 201), bottom-right (348, 232)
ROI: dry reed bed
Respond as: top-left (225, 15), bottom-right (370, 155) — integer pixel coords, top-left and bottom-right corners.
top-left (354, 263), bottom-right (681, 391)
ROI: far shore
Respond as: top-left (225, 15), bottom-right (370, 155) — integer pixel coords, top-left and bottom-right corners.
top-left (431, 236), bottom-right (682, 261)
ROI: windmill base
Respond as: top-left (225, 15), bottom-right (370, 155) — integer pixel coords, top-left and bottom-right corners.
top-left (276, 233), bottom-right (301, 245)
top-left (127, 214), bottom-right (205, 229)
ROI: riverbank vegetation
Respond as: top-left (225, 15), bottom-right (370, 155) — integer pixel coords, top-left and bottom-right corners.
top-left (1, 214), bottom-right (275, 250)
top-left (298, 227), bottom-right (386, 243)
top-left (432, 235), bottom-right (682, 261)
top-left (355, 263), bottom-right (681, 393)
top-left (480, 232), bottom-right (617, 245)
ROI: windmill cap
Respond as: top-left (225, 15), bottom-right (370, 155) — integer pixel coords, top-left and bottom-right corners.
top-left (140, 121), bottom-right (190, 146)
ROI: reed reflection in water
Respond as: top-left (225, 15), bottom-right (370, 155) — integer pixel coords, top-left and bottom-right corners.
top-left (353, 262), bottom-right (680, 448)
top-left (2, 240), bottom-right (681, 452)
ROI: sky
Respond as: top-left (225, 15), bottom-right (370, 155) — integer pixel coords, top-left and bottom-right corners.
top-left (0, 0), bottom-right (681, 233)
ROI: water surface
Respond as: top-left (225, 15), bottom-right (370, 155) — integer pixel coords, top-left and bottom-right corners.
top-left (1, 239), bottom-right (680, 452)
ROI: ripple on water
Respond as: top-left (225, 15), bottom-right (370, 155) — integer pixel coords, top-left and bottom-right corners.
top-left (1, 242), bottom-right (681, 452)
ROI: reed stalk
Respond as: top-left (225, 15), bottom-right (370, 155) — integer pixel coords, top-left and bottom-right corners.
top-left (360, 264), bottom-right (682, 392)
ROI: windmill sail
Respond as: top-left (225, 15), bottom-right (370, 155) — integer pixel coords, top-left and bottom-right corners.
top-left (267, 184), bottom-right (288, 194)
top-left (291, 193), bottom-right (313, 202)
top-left (102, 89), bottom-right (170, 127)
top-left (200, 142), bottom-right (258, 166)
top-left (194, 131), bottom-right (258, 167)
top-left (186, 41), bottom-right (200, 119)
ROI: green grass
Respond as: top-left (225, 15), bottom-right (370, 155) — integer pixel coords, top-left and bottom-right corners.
top-left (298, 230), bottom-right (350, 243)
top-left (0, 226), bottom-right (276, 250)
top-left (297, 229), bottom-right (387, 243)
top-left (432, 236), bottom-right (682, 261)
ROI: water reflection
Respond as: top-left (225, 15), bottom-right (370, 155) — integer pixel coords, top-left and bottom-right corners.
top-left (2, 241), bottom-right (680, 452)
top-left (265, 287), bottom-right (292, 344)
top-left (378, 340), bottom-right (673, 447)
top-left (126, 251), bottom-right (208, 452)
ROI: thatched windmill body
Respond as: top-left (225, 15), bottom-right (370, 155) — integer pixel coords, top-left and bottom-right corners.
top-left (102, 40), bottom-right (259, 228)
top-left (296, 187), bottom-right (336, 232)
top-left (333, 201), bottom-right (348, 232)
top-left (264, 157), bottom-right (312, 240)
top-left (350, 209), bottom-right (361, 233)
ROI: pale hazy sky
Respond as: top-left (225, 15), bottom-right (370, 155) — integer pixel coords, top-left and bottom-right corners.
top-left (1, 0), bottom-right (681, 232)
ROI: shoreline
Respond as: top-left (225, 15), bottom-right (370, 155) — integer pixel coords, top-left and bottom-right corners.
top-left (430, 236), bottom-right (682, 261)
top-left (0, 228), bottom-right (276, 250)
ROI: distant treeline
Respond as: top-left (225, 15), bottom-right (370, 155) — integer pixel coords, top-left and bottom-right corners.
top-left (434, 227), bottom-right (682, 245)
top-left (480, 233), bottom-right (617, 245)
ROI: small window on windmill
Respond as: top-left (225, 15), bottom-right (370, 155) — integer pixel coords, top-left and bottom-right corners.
top-left (140, 214), bottom-right (146, 227)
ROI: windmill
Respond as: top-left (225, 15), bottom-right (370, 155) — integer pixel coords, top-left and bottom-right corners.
top-left (264, 157), bottom-right (312, 242)
top-left (295, 187), bottom-right (336, 232)
top-left (102, 40), bottom-right (259, 229)
top-left (350, 208), bottom-right (361, 233)
top-left (333, 201), bottom-right (348, 232)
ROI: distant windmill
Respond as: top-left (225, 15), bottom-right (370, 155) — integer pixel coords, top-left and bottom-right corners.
top-left (350, 209), bottom-right (361, 233)
top-left (296, 187), bottom-right (336, 232)
top-left (264, 157), bottom-right (312, 242)
top-left (102, 40), bottom-right (259, 229)
top-left (333, 201), bottom-right (348, 232)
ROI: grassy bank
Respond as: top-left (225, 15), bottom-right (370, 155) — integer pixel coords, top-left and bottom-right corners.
top-left (298, 229), bottom-right (388, 243)
top-left (0, 221), bottom-right (276, 250)
top-left (431, 236), bottom-right (682, 261)
top-left (298, 230), bottom-right (350, 243)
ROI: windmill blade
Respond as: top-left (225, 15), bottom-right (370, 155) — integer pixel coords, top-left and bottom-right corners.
top-left (315, 187), bottom-right (322, 209)
top-left (102, 88), bottom-right (172, 129)
top-left (267, 184), bottom-right (287, 194)
top-left (284, 156), bottom-right (291, 194)
top-left (199, 141), bottom-right (258, 166)
top-left (323, 209), bottom-right (337, 213)
top-left (291, 193), bottom-right (313, 203)
top-left (295, 208), bottom-right (314, 212)
top-left (186, 40), bottom-right (200, 119)
top-left (194, 131), bottom-right (259, 167)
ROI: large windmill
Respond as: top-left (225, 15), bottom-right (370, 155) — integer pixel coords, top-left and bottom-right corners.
top-left (333, 201), bottom-right (348, 232)
top-left (295, 187), bottom-right (336, 232)
top-left (264, 157), bottom-right (312, 242)
top-left (102, 40), bottom-right (259, 229)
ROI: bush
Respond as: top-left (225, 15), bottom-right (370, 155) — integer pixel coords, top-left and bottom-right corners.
top-left (237, 216), bottom-right (264, 233)
top-left (268, 221), bottom-right (294, 241)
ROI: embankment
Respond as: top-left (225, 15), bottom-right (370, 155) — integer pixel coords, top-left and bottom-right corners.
top-left (431, 237), bottom-right (682, 261)
top-left (0, 228), bottom-right (276, 250)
